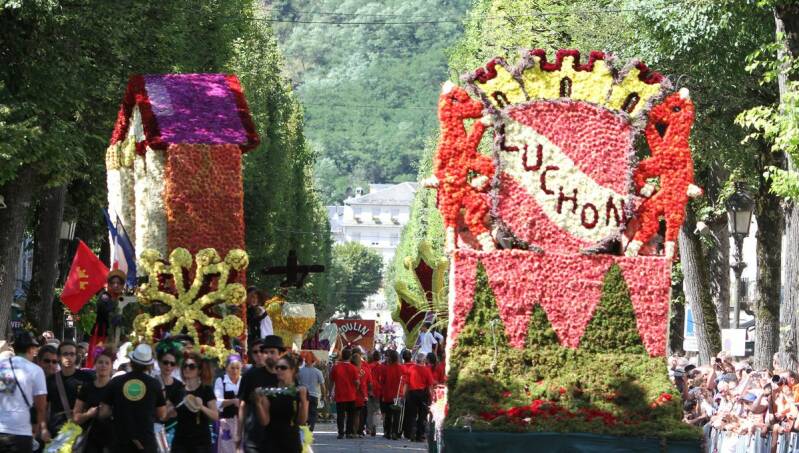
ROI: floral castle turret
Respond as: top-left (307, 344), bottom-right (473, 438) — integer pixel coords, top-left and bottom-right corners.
top-left (433, 50), bottom-right (702, 447)
top-left (106, 74), bottom-right (259, 258)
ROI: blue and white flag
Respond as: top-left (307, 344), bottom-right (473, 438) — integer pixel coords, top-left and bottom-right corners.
top-left (103, 209), bottom-right (137, 287)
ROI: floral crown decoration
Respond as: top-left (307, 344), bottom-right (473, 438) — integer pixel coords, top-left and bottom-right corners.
top-left (155, 338), bottom-right (184, 363)
top-left (464, 49), bottom-right (671, 120)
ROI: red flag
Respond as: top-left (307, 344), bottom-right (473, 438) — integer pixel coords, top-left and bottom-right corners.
top-left (61, 240), bottom-right (109, 313)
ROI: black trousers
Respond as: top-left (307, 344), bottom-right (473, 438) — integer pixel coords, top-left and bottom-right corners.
top-left (358, 405), bottom-right (367, 434)
top-left (381, 401), bottom-right (401, 437)
top-left (307, 395), bottom-right (319, 431)
top-left (335, 400), bottom-right (357, 435)
top-left (0, 434), bottom-right (32, 453)
top-left (403, 389), bottom-right (429, 440)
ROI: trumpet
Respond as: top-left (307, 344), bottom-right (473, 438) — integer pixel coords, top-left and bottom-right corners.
top-left (393, 375), bottom-right (406, 431)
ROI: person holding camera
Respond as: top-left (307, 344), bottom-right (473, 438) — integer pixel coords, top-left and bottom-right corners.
top-left (0, 333), bottom-right (49, 452)
top-left (770, 373), bottom-right (798, 444)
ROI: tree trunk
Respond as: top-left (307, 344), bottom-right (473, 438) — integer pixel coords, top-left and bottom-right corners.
top-left (27, 184), bottom-right (68, 332)
top-left (754, 149), bottom-right (784, 370)
top-left (774, 2), bottom-right (799, 374)
top-left (707, 216), bottom-right (731, 329)
top-left (679, 208), bottom-right (722, 365)
top-left (0, 166), bottom-right (35, 340)
top-left (668, 298), bottom-right (686, 356)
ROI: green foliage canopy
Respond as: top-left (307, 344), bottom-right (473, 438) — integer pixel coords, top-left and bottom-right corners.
top-left (329, 242), bottom-right (384, 317)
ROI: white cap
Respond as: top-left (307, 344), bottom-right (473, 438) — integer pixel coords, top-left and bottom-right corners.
top-left (129, 343), bottom-right (155, 366)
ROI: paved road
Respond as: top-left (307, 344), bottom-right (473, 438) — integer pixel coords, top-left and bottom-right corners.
top-left (312, 422), bottom-right (428, 452)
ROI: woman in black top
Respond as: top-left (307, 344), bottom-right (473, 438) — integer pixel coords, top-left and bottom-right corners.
top-left (73, 348), bottom-right (115, 453)
top-left (253, 353), bottom-right (309, 453)
top-left (155, 344), bottom-right (184, 448)
top-left (171, 352), bottom-right (218, 453)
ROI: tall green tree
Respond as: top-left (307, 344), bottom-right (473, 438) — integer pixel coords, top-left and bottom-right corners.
top-left (0, 1), bottom-right (331, 338)
top-left (329, 242), bottom-right (384, 318)
top-left (269, 0), bottom-right (471, 204)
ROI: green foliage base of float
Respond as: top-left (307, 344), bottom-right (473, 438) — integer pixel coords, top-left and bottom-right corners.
top-left (446, 265), bottom-right (701, 442)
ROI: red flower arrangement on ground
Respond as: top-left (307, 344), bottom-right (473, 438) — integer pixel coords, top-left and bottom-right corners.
top-left (480, 399), bottom-right (618, 427)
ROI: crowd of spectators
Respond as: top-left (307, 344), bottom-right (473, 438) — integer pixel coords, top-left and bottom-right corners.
top-left (671, 351), bottom-right (799, 451)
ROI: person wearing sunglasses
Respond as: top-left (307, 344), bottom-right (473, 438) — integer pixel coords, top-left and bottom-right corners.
top-left (36, 345), bottom-right (58, 379)
top-left (253, 353), bottom-right (309, 453)
top-left (237, 336), bottom-right (282, 452)
top-left (171, 352), bottom-right (217, 453)
top-left (155, 340), bottom-right (184, 449)
top-left (45, 340), bottom-right (93, 435)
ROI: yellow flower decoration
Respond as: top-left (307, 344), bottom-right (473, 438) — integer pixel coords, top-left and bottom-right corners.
top-left (263, 296), bottom-right (316, 349)
top-left (135, 247), bottom-right (248, 363)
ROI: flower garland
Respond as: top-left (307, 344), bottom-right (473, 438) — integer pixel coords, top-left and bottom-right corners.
top-left (134, 247), bottom-right (248, 363)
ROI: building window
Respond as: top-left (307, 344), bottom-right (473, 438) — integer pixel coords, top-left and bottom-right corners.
top-left (391, 208), bottom-right (400, 218)
top-left (354, 207), bottom-right (362, 216)
top-left (352, 232), bottom-right (361, 242)
top-left (390, 232), bottom-right (399, 246)
top-left (372, 207), bottom-right (381, 217)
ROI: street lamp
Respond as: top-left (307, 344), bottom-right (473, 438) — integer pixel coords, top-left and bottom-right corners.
top-left (726, 182), bottom-right (755, 328)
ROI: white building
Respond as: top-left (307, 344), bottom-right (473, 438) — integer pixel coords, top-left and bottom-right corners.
top-left (328, 182), bottom-right (417, 263)
top-left (327, 182), bottom-right (417, 329)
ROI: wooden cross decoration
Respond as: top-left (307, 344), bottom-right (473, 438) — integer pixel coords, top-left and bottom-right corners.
top-left (262, 249), bottom-right (325, 288)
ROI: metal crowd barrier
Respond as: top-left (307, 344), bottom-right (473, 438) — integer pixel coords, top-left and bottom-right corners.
top-left (705, 427), bottom-right (799, 453)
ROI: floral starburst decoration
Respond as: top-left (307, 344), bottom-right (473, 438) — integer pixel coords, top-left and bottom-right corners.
top-left (134, 247), bottom-right (248, 363)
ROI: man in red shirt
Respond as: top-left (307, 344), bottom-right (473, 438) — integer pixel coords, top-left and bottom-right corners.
top-left (380, 350), bottom-right (405, 440)
top-left (329, 348), bottom-right (360, 439)
top-left (404, 352), bottom-right (435, 442)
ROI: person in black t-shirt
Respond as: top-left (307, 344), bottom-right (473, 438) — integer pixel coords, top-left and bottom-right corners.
top-left (171, 353), bottom-right (218, 453)
top-left (154, 340), bottom-right (184, 447)
top-left (99, 344), bottom-right (166, 453)
top-left (46, 340), bottom-right (94, 433)
top-left (236, 336), bottom-right (282, 453)
top-left (73, 348), bottom-right (115, 453)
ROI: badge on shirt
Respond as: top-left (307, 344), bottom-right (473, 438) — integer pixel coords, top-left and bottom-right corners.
top-left (123, 379), bottom-right (147, 401)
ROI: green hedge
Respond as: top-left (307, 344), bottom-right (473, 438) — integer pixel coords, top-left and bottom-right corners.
top-left (446, 263), bottom-right (700, 441)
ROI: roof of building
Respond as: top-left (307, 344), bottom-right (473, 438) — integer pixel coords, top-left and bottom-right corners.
top-left (109, 73), bottom-right (259, 152)
top-left (345, 182), bottom-right (418, 206)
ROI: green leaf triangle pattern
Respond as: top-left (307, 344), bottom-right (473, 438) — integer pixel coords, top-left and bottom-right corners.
top-left (579, 263), bottom-right (647, 354)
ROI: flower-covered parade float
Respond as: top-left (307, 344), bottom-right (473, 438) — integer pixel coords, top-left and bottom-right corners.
top-left (430, 50), bottom-right (702, 451)
top-left (105, 74), bottom-right (261, 361)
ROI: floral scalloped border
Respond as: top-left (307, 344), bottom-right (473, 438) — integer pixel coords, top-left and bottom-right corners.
top-left (447, 249), bottom-right (671, 357)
